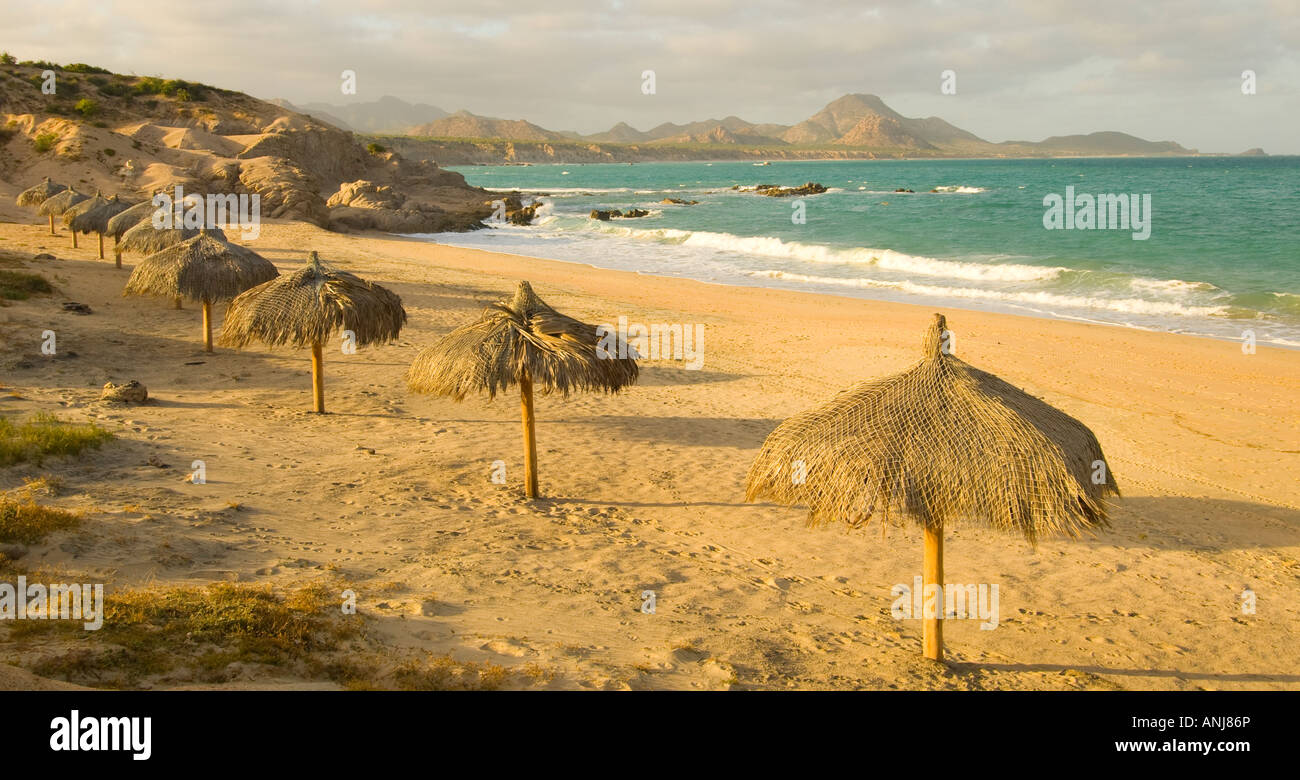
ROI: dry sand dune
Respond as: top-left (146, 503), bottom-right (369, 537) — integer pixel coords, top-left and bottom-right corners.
top-left (0, 218), bottom-right (1297, 690)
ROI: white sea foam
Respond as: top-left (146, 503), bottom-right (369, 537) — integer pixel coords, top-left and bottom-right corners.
top-left (749, 270), bottom-right (1230, 318)
top-left (1129, 277), bottom-right (1222, 296)
top-left (588, 226), bottom-right (1064, 282)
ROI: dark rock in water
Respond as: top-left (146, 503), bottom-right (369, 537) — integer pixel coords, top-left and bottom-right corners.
top-left (660, 198), bottom-right (699, 205)
top-left (894, 188), bottom-right (914, 193)
top-left (62, 302), bottom-right (93, 315)
top-left (589, 208), bottom-right (650, 220)
top-left (101, 380), bottom-right (148, 404)
top-left (498, 195), bottom-right (539, 225)
top-left (754, 182), bottom-right (827, 197)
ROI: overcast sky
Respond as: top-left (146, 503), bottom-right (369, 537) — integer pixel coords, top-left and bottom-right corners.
top-left (6, 0), bottom-right (1298, 152)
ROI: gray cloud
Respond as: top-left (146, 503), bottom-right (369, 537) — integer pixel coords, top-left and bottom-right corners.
top-left (5, 0), bottom-right (1296, 152)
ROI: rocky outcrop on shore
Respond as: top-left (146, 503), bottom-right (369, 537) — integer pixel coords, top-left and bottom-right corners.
top-left (0, 63), bottom-right (496, 232)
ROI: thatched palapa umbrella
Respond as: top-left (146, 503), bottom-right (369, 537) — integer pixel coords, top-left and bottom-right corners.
top-left (37, 187), bottom-right (89, 241)
top-left (105, 200), bottom-right (158, 269)
top-left (745, 313), bottom-right (1119, 662)
top-left (16, 178), bottom-right (68, 235)
top-left (220, 251), bottom-right (405, 412)
top-left (119, 221), bottom-right (222, 256)
top-left (124, 231), bottom-right (279, 352)
top-left (406, 281), bottom-right (639, 498)
top-left (119, 223), bottom-right (226, 307)
top-left (59, 190), bottom-right (114, 251)
top-left (67, 193), bottom-right (132, 260)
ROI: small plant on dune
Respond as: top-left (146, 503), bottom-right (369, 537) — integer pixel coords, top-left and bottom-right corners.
top-left (0, 52), bottom-right (16, 66)
top-left (366, 142), bottom-right (386, 155)
top-left (0, 269), bottom-right (54, 300)
top-left (19, 581), bottom-right (362, 688)
top-left (0, 413), bottom-right (113, 466)
top-left (388, 653), bottom-right (513, 691)
top-left (63, 63), bottom-right (110, 74)
top-left (22, 474), bottom-right (64, 497)
top-left (0, 490), bottom-right (81, 545)
top-left (133, 76), bottom-right (165, 95)
top-left (96, 81), bottom-right (129, 97)
top-left (74, 98), bottom-right (97, 117)
top-left (32, 132), bottom-right (58, 153)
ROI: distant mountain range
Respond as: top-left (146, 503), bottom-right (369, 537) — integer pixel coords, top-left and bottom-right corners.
top-left (279, 92), bottom-right (1207, 161)
top-left (270, 95), bottom-right (449, 135)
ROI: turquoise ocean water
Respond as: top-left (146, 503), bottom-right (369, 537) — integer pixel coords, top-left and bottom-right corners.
top-left (426, 157), bottom-right (1299, 347)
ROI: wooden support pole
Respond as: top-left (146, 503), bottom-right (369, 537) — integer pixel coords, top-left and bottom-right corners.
top-left (923, 525), bottom-right (944, 662)
top-left (71, 230), bottom-right (78, 249)
top-left (48, 215), bottom-right (55, 235)
top-left (97, 232), bottom-right (105, 260)
top-left (311, 341), bottom-right (325, 413)
top-left (201, 300), bottom-right (213, 353)
top-left (520, 370), bottom-right (539, 498)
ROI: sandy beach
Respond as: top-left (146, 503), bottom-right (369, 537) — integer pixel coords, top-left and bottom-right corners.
top-left (1, 217), bottom-right (1297, 690)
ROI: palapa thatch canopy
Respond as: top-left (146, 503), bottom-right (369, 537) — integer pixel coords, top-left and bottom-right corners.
top-left (106, 200), bottom-right (155, 240)
top-left (220, 251), bottom-right (406, 412)
top-left (745, 313), bottom-right (1119, 661)
top-left (119, 221), bottom-right (223, 256)
top-left (16, 177), bottom-right (67, 207)
top-left (407, 280), bottom-right (639, 498)
top-left (18, 178), bottom-right (69, 235)
top-left (67, 194), bottom-right (133, 259)
top-left (124, 231), bottom-right (280, 352)
top-left (105, 201), bottom-right (158, 268)
top-left (59, 190), bottom-right (111, 250)
top-left (36, 186), bottom-right (88, 217)
top-left (36, 187), bottom-right (89, 238)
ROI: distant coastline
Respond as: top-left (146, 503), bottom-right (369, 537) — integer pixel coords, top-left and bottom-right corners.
top-left (366, 134), bottom-right (1253, 167)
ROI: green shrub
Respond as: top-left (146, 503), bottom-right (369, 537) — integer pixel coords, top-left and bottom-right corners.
top-left (74, 98), bottom-right (97, 117)
top-left (102, 146), bottom-right (114, 155)
top-left (0, 494), bottom-right (80, 544)
top-left (0, 269), bottom-right (53, 299)
top-left (134, 76), bottom-right (165, 95)
top-left (366, 142), bottom-right (386, 154)
top-left (32, 132), bottom-right (58, 153)
top-left (0, 52), bottom-right (16, 66)
top-left (63, 63), bottom-right (110, 74)
top-left (97, 80), bottom-right (128, 97)
top-left (0, 413), bottom-right (113, 467)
